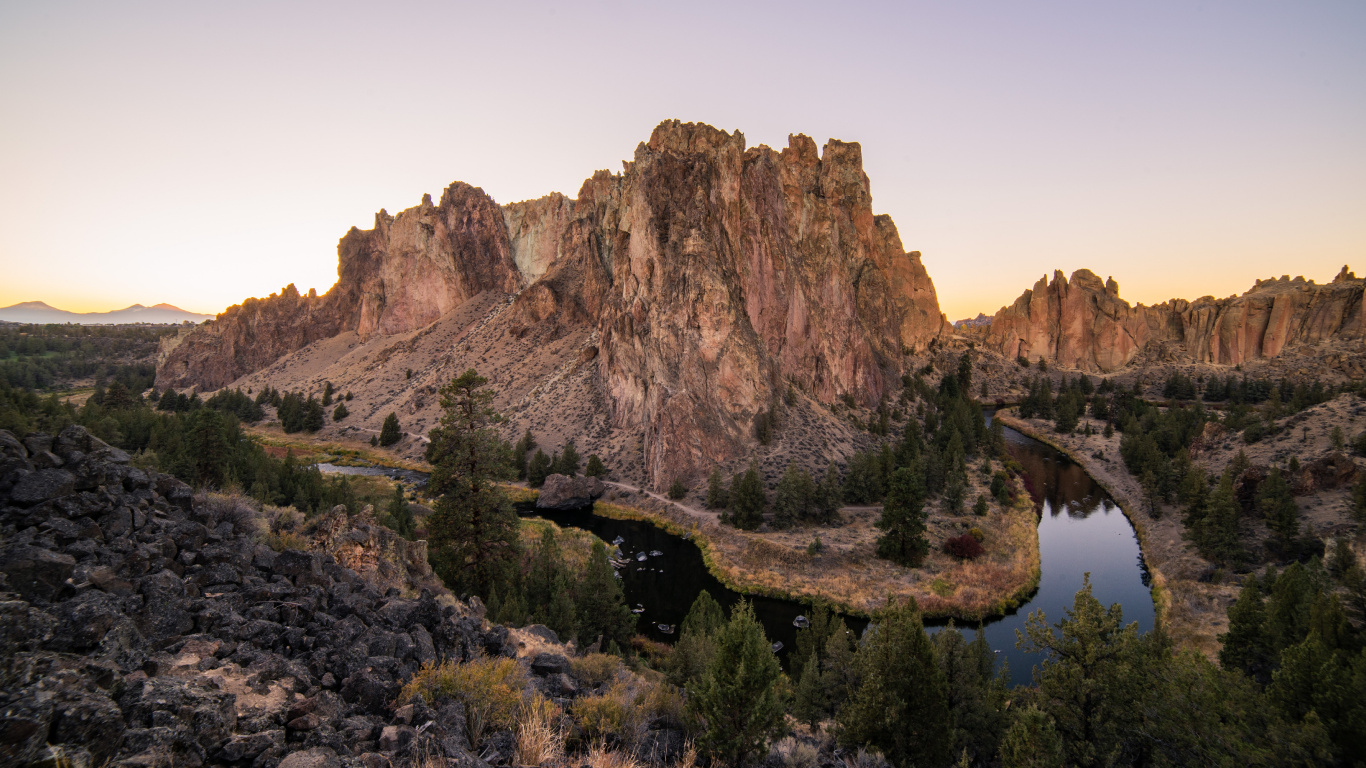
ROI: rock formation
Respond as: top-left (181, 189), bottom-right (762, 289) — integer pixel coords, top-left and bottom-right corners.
top-left (982, 267), bottom-right (1364, 372)
top-left (535, 474), bottom-right (605, 510)
top-left (0, 426), bottom-right (681, 766)
top-left (157, 121), bottom-right (952, 486)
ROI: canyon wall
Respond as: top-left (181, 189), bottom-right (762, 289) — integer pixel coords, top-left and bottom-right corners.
top-left (984, 266), bottom-right (1364, 372)
top-left (157, 120), bottom-right (951, 485)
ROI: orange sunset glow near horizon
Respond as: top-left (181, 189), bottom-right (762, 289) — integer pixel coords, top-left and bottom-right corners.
top-left (2, 2), bottom-right (1363, 323)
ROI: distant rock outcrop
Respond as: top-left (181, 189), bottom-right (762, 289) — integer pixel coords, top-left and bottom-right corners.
top-left (982, 267), bottom-right (1365, 372)
top-left (157, 120), bottom-right (952, 486)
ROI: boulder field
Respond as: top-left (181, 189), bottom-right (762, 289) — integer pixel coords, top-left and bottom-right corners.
top-left (0, 427), bottom-right (669, 767)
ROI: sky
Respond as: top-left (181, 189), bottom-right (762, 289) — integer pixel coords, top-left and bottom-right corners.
top-left (1, 1), bottom-right (1363, 321)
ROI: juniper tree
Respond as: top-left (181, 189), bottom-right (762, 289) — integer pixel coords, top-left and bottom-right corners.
top-left (729, 463), bottom-right (766, 530)
top-left (584, 454), bottom-right (606, 477)
top-left (424, 370), bottom-right (520, 598)
top-left (575, 541), bottom-right (634, 649)
top-left (1257, 467), bottom-right (1300, 551)
top-left (838, 596), bottom-right (951, 768)
top-left (876, 464), bottom-right (929, 566)
top-left (527, 449), bottom-right (552, 488)
top-left (705, 468), bottom-right (728, 509)
top-left (669, 590), bottom-right (726, 687)
top-left (379, 411), bottom-right (402, 446)
top-left (689, 600), bottom-right (786, 766)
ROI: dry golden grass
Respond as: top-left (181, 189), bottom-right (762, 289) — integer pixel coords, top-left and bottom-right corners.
top-left (570, 653), bottom-right (624, 687)
top-left (515, 695), bottom-right (566, 766)
top-left (584, 741), bottom-right (643, 768)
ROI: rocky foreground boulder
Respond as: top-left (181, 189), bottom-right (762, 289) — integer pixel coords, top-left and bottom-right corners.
top-left (0, 427), bottom-right (650, 768)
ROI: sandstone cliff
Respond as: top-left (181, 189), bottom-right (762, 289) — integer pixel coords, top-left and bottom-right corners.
top-left (156, 121), bottom-right (952, 486)
top-left (983, 267), bottom-right (1364, 373)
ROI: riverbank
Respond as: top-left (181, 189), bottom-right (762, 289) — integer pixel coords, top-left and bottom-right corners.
top-left (583, 477), bottom-right (1041, 622)
top-left (992, 411), bottom-right (1232, 658)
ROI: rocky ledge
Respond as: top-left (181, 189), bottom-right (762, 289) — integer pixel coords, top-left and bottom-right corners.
top-left (0, 427), bottom-right (648, 768)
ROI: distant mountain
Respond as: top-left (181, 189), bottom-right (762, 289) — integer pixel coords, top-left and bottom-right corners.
top-left (954, 313), bottom-right (992, 329)
top-left (0, 301), bottom-right (213, 325)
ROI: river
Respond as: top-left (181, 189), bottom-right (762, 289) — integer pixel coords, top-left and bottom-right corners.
top-left (320, 422), bottom-right (1154, 686)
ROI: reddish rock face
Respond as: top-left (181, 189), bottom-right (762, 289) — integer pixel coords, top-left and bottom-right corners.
top-left (983, 268), bottom-right (1364, 372)
top-left (157, 120), bottom-right (952, 486)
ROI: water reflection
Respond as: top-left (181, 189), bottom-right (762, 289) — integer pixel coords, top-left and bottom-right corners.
top-left (521, 421), bottom-right (1153, 686)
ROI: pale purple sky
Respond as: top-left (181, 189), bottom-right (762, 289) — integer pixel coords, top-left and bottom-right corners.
top-left (2, 1), bottom-right (1363, 320)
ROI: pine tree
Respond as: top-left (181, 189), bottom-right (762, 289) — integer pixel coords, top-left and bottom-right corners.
top-left (876, 465), bottom-right (929, 566)
top-left (668, 590), bottom-right (726, 687)
top-left (838, 596), bottom-right (951, 768)
top-left (527, 449), bottom-right (552, 488)
top-left (705, 468), bottom-right (728, 509)
top-left (513, 428), bottom-right (535, 480)
top-left (379, 412), bottom-right (402, 446)
top-left (526, 526), bottom-right (564, 619)
top-left (729, 463), bottom-right (766, 530)
top-left (772, 463), bottom-right (814, 528)
top-left (973, 494), bottom-right (989, 516)
top-left (1219, 578), bottom-right (1273, 684)
top-left (814, 462), bottom-right (842, 523)
top-left (667, 478), bottom-right (687, 500)
top-left (332, 402), bottom-right (349, 421)
top-left (424, 370), bottom-right (520, 598)
top-left (689, 600), bottom-right (786, 766)
top-left (792, 650), bottom-right (825, 731)
top-left (322, 381), bottom-right (334, 406)
top-left (185, 408), bottom-right (229, 488)
top-left (1257, 467), bottom-right (1300, 550)
top-left (558, 439), bottom-right (581, 476)
top-left (575, 541), bottom-right (634, 649)
top-left (584, 454), bottom-right (606, 477)
top-left (999, 706), bottom-right (1064, 768)
top-left (819, 619), bottom-right (858, 717)
top-left (383, 483), bottom-right (414, 538)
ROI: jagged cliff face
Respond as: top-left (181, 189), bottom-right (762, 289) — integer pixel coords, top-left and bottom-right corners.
top-left (157, 120), bottom-right (951, 486)
top-left (984, 266), bottom-right (1365, 372)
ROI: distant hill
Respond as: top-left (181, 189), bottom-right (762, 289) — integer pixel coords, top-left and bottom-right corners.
top-left (954, 313), bottom-right (992, 329)
top-left (0, 301), bottom-right (213, 325)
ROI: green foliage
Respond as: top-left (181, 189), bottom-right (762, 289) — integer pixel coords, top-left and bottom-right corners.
top-left (668, 590), bottom-right (725, 688)
top-left (667, 478), bottom-right (687, 500)
top-left (527, 449), bottom-right (552, 488)
top-left (321, 381), bottom-right (333, 406)
top-left (705, 468), bottom-right (728, 509)
top-left (876, 465), bottom-right (929, 566)
top-left (0, 323), bottom-right (172, 391)
top-left (792, 650), bottom-right (825, 731)
top-left (999, 706), bottom-right (1064, 768)
top-left (838, 596), bottom-right (952, 768)
top-left (772, 462), bottom-right (816, 528)
top-left (553, 439), bottom-right (580, 476)
top-left (934, 624), bottom-right (1009, 763)
top-left (574, 541), bottom-right (635, 649)
top-left (728, 463), bottom-right (765, 530)
top-left (973, 494), bottom-right (989, 516)
top-left (688, 600), bottom-right (786, 767)
top-left (584, 453), bottom-right (606, 477)
top-left (424, 370), bottom-right (520, 599)
top-left (1256, 467), bottom-right (1300, 551)
top-left (380, 483), bottom-right (415, 538)
top-left (379, 412), bottom-right (402, 446)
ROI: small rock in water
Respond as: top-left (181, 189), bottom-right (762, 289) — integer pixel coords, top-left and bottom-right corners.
top-left (771, 641), bottom-right (784, 653)
top-left (658, 624), bottom-right (675, 634)
top-left (612, 536), bottom-right (625, 546)
top-left (793, 615), bottom-right (810, 629)
top-left (636, 552), bottom-right (647, 562)
top-left (632, 605), bottom-right (645, 614)
top-left (649, 550), bottom-right (663, 557)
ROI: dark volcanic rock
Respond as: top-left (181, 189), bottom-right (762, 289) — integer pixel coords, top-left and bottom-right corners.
top-left (535, 473), bottom-right (605, 510)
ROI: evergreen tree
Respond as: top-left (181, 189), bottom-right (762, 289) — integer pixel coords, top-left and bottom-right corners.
top-left (973, 494), bottom-right (989, 516)
top-left (558, 439), bottom-right (581, 476)
top-left (729, 463), bottom-right (766, 530)
top-left (999, 706), bottom-right (1064, 768)
top-left (1219, 577), bottom-right (1274, 684)
top-left (876, 464), bottom-right (929, 566)
top-left (814, 462), bottom-right (842, 524)
top-left (303, 395), bottom-right (324, 432)
top-left (689, 600), bottom-right (787, 766)
top-left (526, 526), bottom-right (564, 620)
top-left (820, 619), bottom-right (858, 718)
top-left (527, 449), bottom-right (552, 488)
top-left (1257, 467), bottom-right (1300, 550)
top-left (667, 477), bottom-right (687, 500)
top-left (772, 462), bottom-right (814, 528)
top-left (669, 590), bottom-right (726, 687)
top-left (1200, 471), bottom-right (1246, 566)
top-left (1017, 575), bottom-right (1145, 768)
top-left (185, 408), bottom-right (230, 488)
top-left (584, 454), bottom-right (606, 477)
top-left (512, 428), bottom-right (535, 480)
top-left (379, 411), bottom-right (402, 446)
top-left (838, 596), bottom-right (952, 768)
top-left (705, 468), bottom-right (728, 509)
top-left (322, 381), bottom-right (334, 406)
top-left (382, 482), bottom-right (415, 538)
top-left (934, 624), bottom-right (1008, 763)
top-left (792, 650), bottom-right (825, 731)
top-left (424, 370), bottom-right (520, 598)
top-left (575, 541), bottom-right (634, 649)
top-left (332, 402), bottom-right (349, 421)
